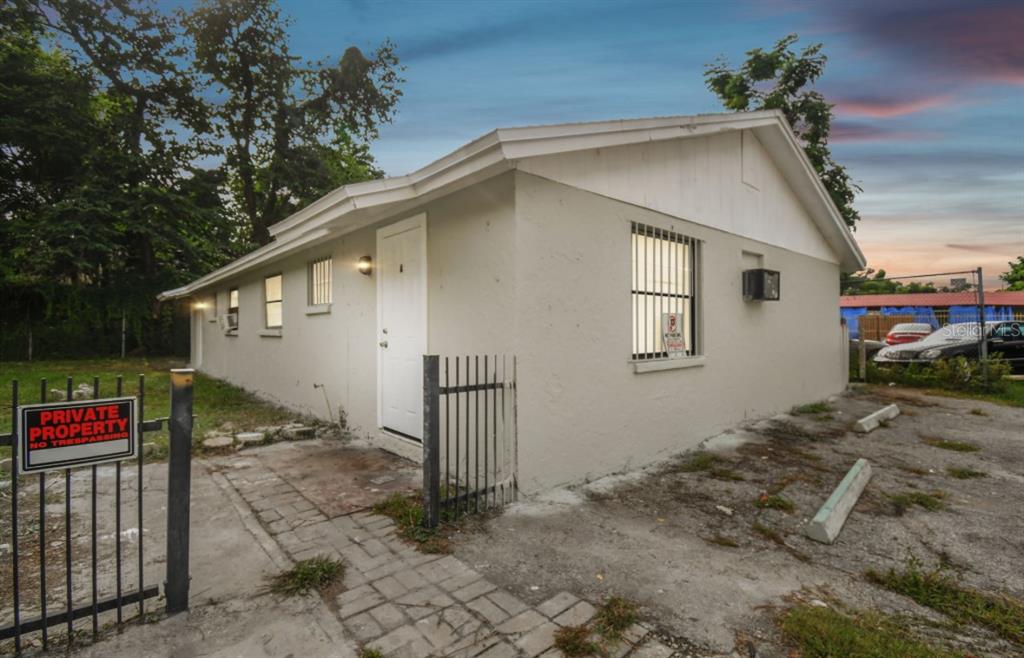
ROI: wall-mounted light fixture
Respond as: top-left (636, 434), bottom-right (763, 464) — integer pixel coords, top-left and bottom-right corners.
top-left (192, 301), bottom-right (208, 310)
top-left (358, 256), bottom-right (373, 276)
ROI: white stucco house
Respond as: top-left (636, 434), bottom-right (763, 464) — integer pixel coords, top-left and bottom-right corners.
top-left (160, 110), bottom-right (865, 493)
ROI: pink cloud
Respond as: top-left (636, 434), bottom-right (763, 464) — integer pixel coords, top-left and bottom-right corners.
top-left (821, 1), bottom-right (1024, 87)
top-left (833, 95), bottom-right (953, 118)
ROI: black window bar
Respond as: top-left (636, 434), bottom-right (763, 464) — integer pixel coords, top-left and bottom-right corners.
top-left (631, 222), bottom-right (700, 360)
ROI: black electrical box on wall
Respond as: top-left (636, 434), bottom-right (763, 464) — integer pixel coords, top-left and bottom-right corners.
top-left (743, 268), bottom-right (781, 301)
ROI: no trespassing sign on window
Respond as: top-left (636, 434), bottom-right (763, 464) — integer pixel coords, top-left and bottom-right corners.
top-left (17, 398), bottom-right (138, 474)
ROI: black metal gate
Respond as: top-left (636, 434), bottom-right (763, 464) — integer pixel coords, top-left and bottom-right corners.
top-left (422, 354), bottom-right (517, 528)
top-left (1, 369), bottom-right (194, 653)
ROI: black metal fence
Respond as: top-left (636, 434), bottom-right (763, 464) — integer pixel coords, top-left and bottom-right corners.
top-left (422, 355), bottom-right (517, 528)
top-left (0, 370), bottom-right (194, 653)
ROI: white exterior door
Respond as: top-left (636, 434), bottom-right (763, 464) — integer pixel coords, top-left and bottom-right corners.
top-left (377, 215), bottom-right (427, 440)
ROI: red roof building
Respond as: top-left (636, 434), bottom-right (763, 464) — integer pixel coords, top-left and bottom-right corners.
top-left (840, 291), bottom-right (1024, 308)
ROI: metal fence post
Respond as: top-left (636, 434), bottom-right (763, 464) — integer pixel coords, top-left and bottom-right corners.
top-left (423, 355), bottom-right (441, 529)
top-left (165, 368), bottom-right (194, 614)
top-left (858, 331), bottom-right (866, 381)
top-left (977, 267), bottom-right (988, 384)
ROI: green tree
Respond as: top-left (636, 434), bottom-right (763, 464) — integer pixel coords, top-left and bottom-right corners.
top-left (1000, 256), bottom-right (1024, 291)
top-left (705, 34), bottom-right (861, 229)
top-left (1, 2), bottom-right (233, 357)
top-left (186, 0), bottom-right (402, 246)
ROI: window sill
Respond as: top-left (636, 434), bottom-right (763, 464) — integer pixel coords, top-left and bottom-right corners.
top-left (632, 356), bottom-right (705, 373)
top-left (258, 328), bottom-right (282, 338)
top-left (223, 330), bottom-right (238, 337)
top-left (305, 304), bottom-right (331, 316)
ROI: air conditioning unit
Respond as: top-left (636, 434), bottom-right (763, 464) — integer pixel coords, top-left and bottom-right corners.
top-left (743, 268), bottom-right (781, 301)
top-left (218, 313), bottom-right (238, 333)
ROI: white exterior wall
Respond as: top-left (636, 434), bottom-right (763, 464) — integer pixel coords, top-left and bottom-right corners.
top-left (189, 173), bottom-right (516, 444)
top-left (186, 128), bottom-right (850, 492)
top-left (512, 170), bottom-right (845, 492)
top-left (517, 130), bottom-right (838, 265)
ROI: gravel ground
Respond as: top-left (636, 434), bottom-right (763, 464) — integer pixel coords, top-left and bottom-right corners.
top-left (452, 385), bottom-right (1024, 657)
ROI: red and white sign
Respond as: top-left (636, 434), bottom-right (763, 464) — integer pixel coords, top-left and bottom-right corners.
top-left (17, 397), bottom-right (138, 474)
top-left (662, 312), bottom-right (686, 356)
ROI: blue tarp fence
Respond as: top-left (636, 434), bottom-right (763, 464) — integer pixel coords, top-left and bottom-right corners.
top-left (841, 306), bottom-right (1017, 339)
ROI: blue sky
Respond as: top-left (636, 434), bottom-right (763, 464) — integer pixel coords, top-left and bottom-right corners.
top-left (284, 0), bottom-right (1022, 285)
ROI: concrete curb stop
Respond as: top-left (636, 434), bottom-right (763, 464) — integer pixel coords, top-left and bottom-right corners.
top-left (805, 458), bottom-right (872, 544)
top-left (853, 404), bottom-right (899, 433)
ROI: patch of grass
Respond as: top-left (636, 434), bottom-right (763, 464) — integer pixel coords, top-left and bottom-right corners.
top-left (763, 419), bottom-right (820, 442)
top-left (757, 494), bottom-right (796, 513)
top-left (867, 557), bottom-right (1024, 645)
top-left (792, 401), bottom-right (831, 416)
top-left (969, 408), bottom-right (987, 416)
top-left (359, 649), bottom-right (384, 658)
top-left (887, 490), bottom-right (946, 514)
top-left (706, 534), bottom-right (740, 548)
top-left (781, 603), bottom-right (961, 658)
top-left (898, 464), bottom-right (930, 477)
top-left (752, 522), bottom-right (786, 545)
top-left (372, 493), bottom-right (451, 554)
top-left (946, 466), bottom-right (986, 480)
top-left (553, 624), bottom-right (601, 657)
top-left (674, 451), bottom-right (719, 472)
top-left (925, 379), bottom-right (1024, 408)
top-left (269, 555), bottom-right (344, 596)
top-left (920, 435), bottom-right (980, 453)
top-left (592, 596), bottom-right (639, 641)
top-left (0, 358), bottom-right (306, 459)
top-left (709, 467), bottom-right (745, 481)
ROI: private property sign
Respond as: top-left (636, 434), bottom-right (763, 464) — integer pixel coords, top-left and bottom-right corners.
top-left (17, 397), bottom-right (138, 474)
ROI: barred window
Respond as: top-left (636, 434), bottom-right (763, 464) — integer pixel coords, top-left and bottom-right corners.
top-left (308, 256), bottom-right (332, 306)
top-left (264, 274), bottom-right (283, 328)
top-left (631, 222), bottom-right (700, 360)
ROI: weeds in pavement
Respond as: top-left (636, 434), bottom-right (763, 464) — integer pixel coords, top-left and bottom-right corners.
top-left (270, 556), bottom-right (344, 596)
top-left (592, 596), bottom-right (639, 641)
top-left (706, 535), bottom-right (740, 548)
top-left (920, 435), bottom-right (980, 453)
top-left (791, 401), bottom-right (831, 416)
top-left (758, 494), bottom-right (796, 513)
top-left (553, 624), bottom-right (601, 656)
top-left (946, 466), bottom-right (986, 479)
top-left (554, 596), bottom-right (642, 655)
top-left (371, 493), bottom-right (452, 554)
top-left (753, 522), bottom-right (786, 545)
top-left (867, 557), bottom-right (1024, 645)
top-left (887, 490), bottom-right (946, 514)
top-left (710, 467), bottom-right (745, 481)
top-left (359, 649), bottom-right (384, 658)
top-left (673, 452), bottom-right (719, 473)
top-left (781, 603), bottom-right (960, 658)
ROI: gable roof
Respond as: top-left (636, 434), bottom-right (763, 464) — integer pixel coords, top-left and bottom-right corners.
top-left (841, 291), bottom-right (1024, 308)
top-left (160, 110), bottom-right (866, 300)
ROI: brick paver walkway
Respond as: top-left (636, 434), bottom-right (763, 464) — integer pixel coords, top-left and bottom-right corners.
top-left (220, 456), bottom-right (676, 657)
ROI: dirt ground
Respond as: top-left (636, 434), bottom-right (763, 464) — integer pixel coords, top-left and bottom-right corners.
top-left (452, 385), bottom-right (1024, 657)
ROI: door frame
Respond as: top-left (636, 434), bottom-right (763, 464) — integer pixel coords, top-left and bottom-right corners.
top-left (375, 212), bottom-right (428, 433)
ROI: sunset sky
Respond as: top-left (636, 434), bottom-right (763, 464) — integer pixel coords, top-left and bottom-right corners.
top-left (280, 0), bottom-right (1023, 287)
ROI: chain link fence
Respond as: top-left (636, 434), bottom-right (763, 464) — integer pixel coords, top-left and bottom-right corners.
top-left (841, 268), bottom-right (1024, 385)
